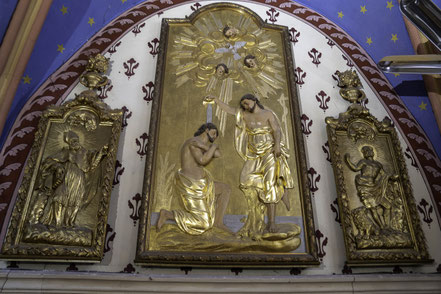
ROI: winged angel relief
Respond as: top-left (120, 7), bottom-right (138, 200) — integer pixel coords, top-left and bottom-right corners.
top-left (169, 14), bottom-right (286, 135)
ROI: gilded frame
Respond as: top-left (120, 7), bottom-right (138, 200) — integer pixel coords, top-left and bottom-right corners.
top-left (136, 3), bottom-right (318, 267)
top-left (326, 102), bottom-right (431, 266)
top-left (1, 93), bottom-right (122, 262)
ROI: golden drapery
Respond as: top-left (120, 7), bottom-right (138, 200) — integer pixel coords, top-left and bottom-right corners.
top-left (355, 169), bottom-right (394, 210)
top-left (173, 168), bottom-right (216, 235)
top-left (34, 145), bottom-right (104, 227)
top-left (234, 110), bottom-right (294, 204)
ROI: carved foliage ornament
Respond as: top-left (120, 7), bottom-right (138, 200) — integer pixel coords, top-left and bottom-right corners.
top-left (325, 70), bottom-right (431, 266)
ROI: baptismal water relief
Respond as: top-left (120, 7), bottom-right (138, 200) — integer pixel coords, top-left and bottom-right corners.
top-left (137, 3), bottom-right (318, 266)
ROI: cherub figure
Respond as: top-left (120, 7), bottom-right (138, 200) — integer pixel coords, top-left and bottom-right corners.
top-left (222, 25), bottom-right (240, 39)
top-left (244, 54), bottom-right (258, 68)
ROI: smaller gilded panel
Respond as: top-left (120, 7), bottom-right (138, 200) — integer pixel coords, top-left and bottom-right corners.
top-left (1, 58), bottom-right (123, 261)
top-left (325, 70), bottom-right (431, 266)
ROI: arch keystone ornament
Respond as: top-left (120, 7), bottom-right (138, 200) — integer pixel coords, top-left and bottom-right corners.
top-left (135, 3), bottom-right (318, 268)
top-left (325, 70), bottom-right (431, 266)
top-left (1, 55), bottom-right (123, 262)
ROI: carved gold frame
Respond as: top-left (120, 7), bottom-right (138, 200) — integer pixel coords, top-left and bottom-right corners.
top-left (136, 3), bottom-right (319, 267)
top-left (1, 92), bottom-right (122, 262)
top-left (326, 103), bottom-right (431, 266)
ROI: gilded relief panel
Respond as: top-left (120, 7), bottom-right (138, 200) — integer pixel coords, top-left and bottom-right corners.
top-left (326, 70), bottom-right (431, 265)
top-left (136, 3), bottom-right (318, 267)
top-left (1, 55), bottom-right (123, 262)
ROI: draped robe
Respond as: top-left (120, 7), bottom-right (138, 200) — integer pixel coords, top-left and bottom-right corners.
top-left (173, 168), bottom-right (216, 235)
top-left (234, 110), bottom-right (294, 204)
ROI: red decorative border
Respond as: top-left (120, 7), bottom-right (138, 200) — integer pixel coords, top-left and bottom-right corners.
top-left (1, 0), bottom-right (440, 240)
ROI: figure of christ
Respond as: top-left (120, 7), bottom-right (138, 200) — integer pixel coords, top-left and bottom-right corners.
top-left (156, 123), bottom-right (231, 234)
top-left (209, 94), bottom-right (294, 235)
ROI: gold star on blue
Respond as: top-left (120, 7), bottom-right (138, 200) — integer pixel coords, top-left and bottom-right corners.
top-left (366, 37), bottom-right (373, 45)
top-left (57, 44), bottom-right (65, 53)
top-left (387, 1), bottom-right (395, 10)
top-left (22, 75), bottom-right (31, 84)
top-left (391, 34), bottom-right (398, 43)
top-left (60, 5), bottom-right (68, 15)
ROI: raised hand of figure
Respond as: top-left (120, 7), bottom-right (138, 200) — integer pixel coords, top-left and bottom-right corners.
top-left (203, 95), bottom-right (216, 105)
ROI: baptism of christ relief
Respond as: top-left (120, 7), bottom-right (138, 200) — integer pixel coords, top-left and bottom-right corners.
top-left (136, 3), bottom-right (318, 267)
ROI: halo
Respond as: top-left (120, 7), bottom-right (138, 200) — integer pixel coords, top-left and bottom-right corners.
top-left (357, 144), bottom-right (377, 159)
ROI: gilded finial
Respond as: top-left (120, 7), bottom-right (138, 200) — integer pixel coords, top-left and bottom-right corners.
top-left (336, 70), bottom-right (366, 104)
top-left (80, 54), bottom-right (110, 90)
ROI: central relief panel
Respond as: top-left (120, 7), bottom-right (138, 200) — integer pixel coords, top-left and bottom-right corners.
top-left (136, 3), bottom-right (318, 267)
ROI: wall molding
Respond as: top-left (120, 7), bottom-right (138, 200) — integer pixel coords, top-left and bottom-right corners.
top-left (0, 0), bottom-right (440, 244)
top-left (0, 270), bottom-right (440, 293)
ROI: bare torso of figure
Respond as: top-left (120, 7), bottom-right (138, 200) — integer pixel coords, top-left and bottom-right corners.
top-left (242, 109), bottom-right (272, 130)
top-left (180, 137), bottom-right (209, 180)
top-left (358, 159), bottom-right (383, 182)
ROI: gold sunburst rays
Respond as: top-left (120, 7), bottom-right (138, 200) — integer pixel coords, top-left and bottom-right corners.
top-left (175, 75), bottom-right (191, 88)
top-left (214, 78), bottom-right (234, 135)
top-left (194, 13), bottom-right (220, 38)
top-left (43, 124), bottom-right (75, 156)
top-left (236, 14), bottom-right (254, 32)
top-left (176, 62), bottom-right (199, 76)
top-left (47, 108), bottom-right (110, 152)
top-left (207, 11), bottom-right (223, 31)
top-left (258, 71), bottom-right (283, 90)
top-left (257, 39), bottom-right (275, 50)
top-left (170, 7), bottom-right (286, 103)
top-left (171, 51), bottom-right (193, 59)
top-left (181, 26), bottom-right (197, 38)
top-left (174, 36), bottom-right (198, 47)
top-left (43, 120), bottom-right (102, 163)
top-left (277, 93), bottom-right (290, 150)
